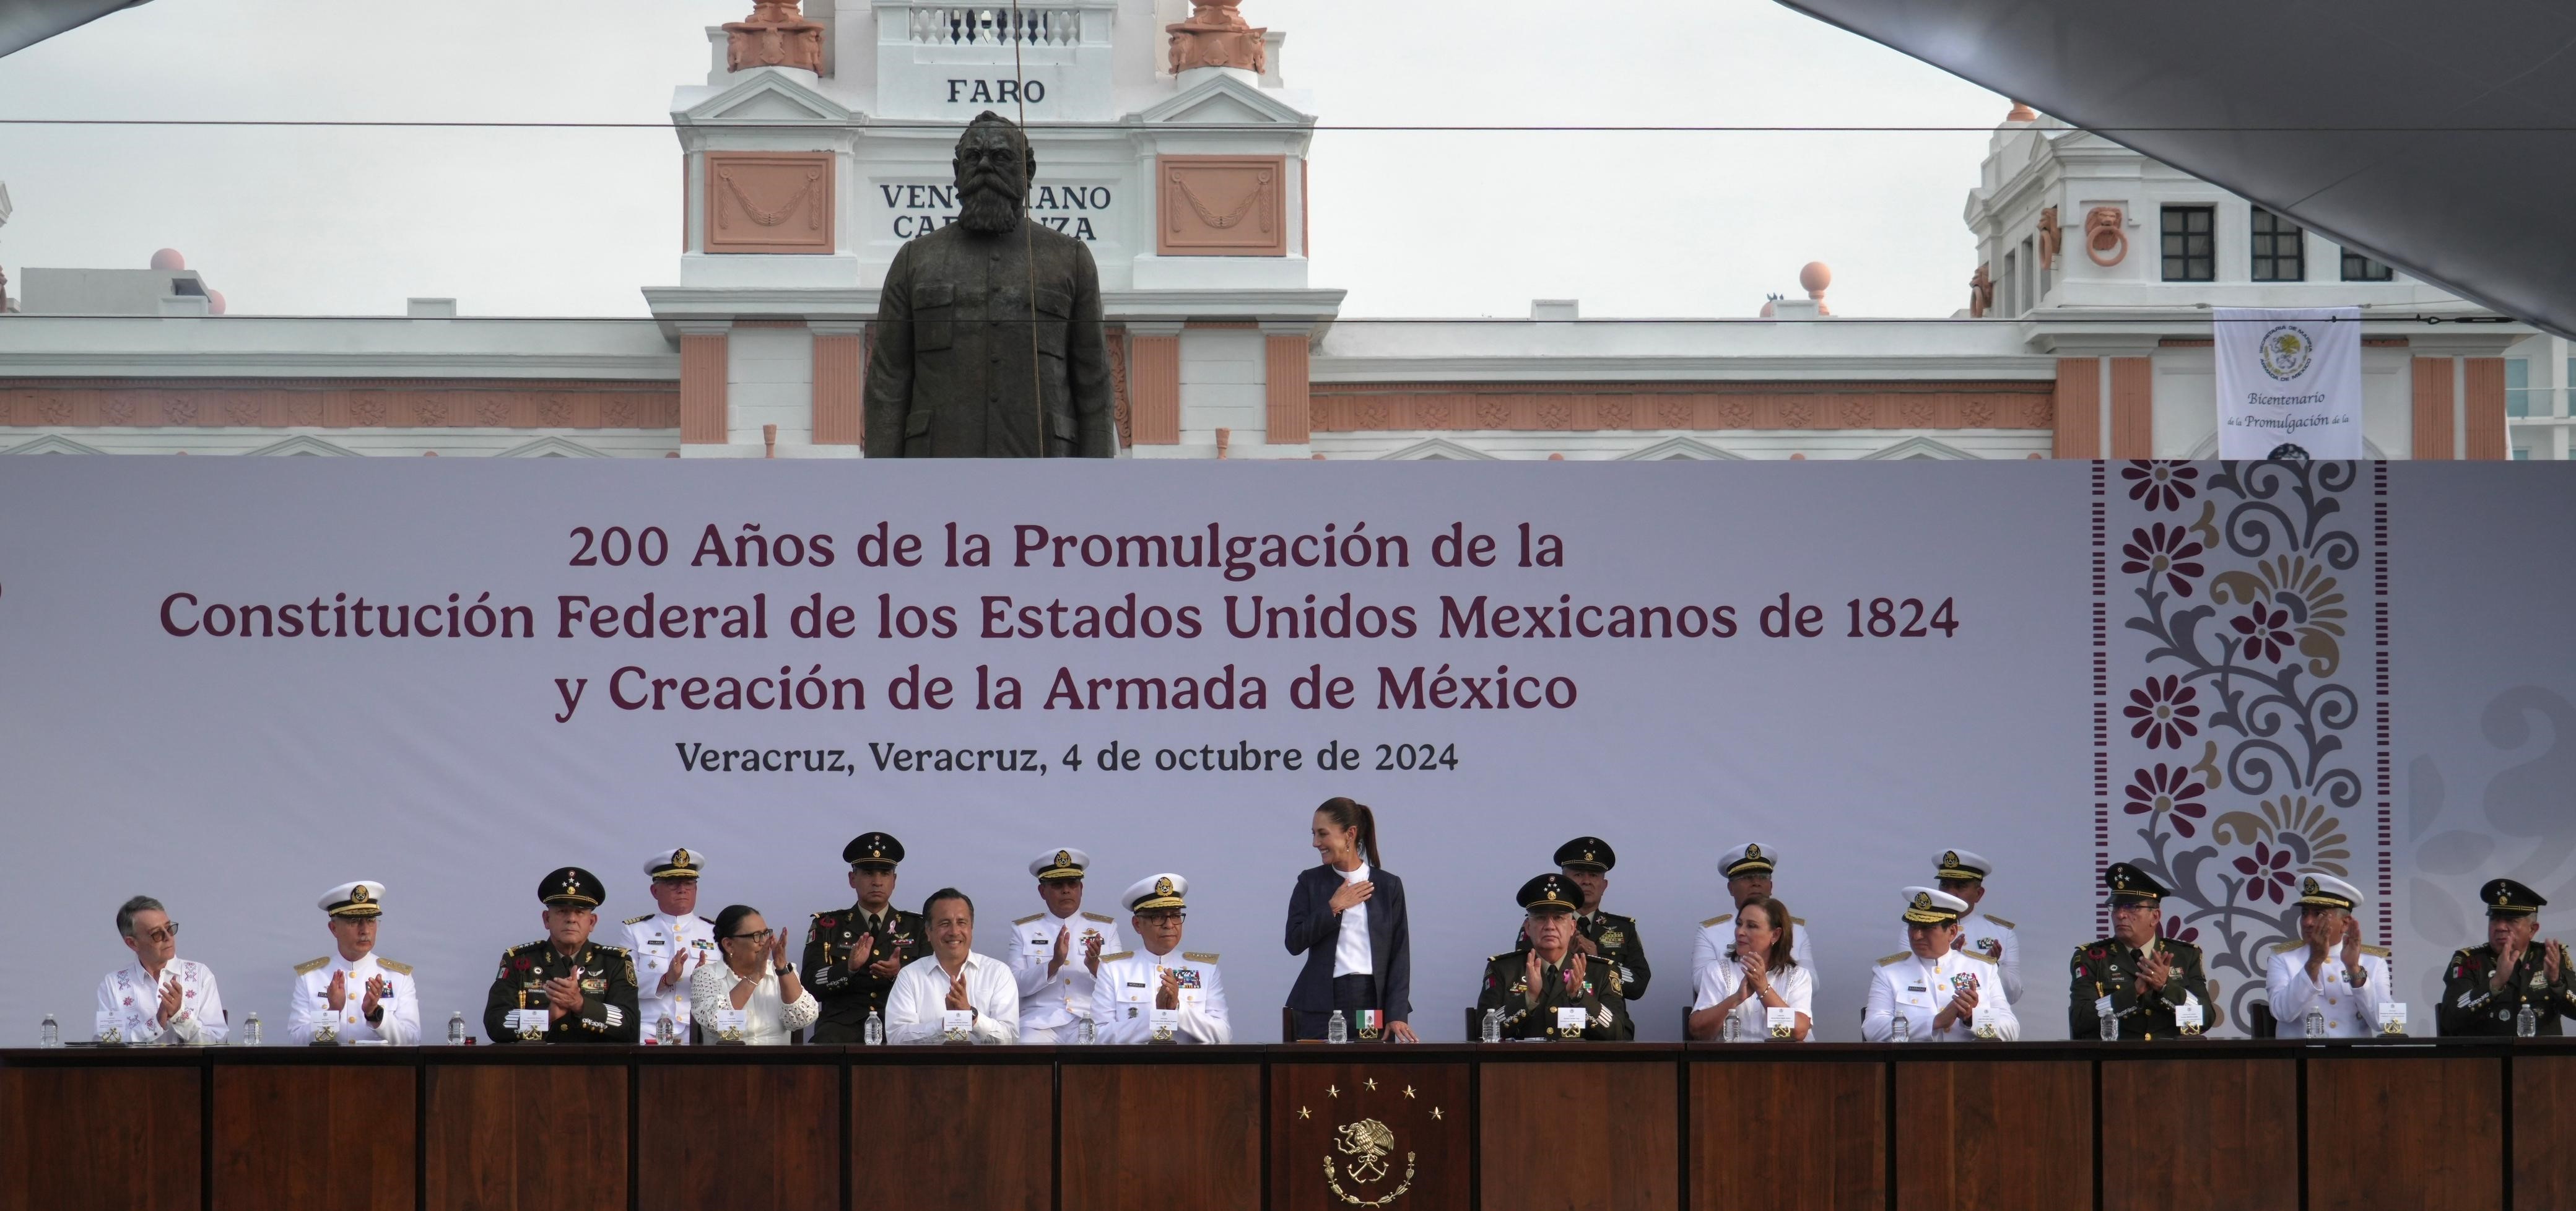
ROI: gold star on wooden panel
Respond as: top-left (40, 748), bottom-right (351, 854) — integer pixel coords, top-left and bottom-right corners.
top-left (1298, 1106), bottom-right (1312, 1120)
top-left (1364, 1078), bottom-right (1378, 1091)
top-left (1403, 1085), bottom-right (1417, 1099)
top-left (1326, 1084), bottom-right (1340, 1098)
top-left (1431, 1106), bottom-right (1444, 1120)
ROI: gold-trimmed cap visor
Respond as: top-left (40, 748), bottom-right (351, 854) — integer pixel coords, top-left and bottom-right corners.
top-left (320, 880), bottom-right (385, 918)
top-left (1032, 848), bottom-right (1090, 881)
top-left (1901, 886), bottom-right (1967, 924)
top-left (1518, 874), bottom-right (1583, 913)
top-left (1123, 873), bottom-right (1188, 913)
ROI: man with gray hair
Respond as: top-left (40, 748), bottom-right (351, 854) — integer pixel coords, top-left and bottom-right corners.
top-left (96, 895), bottom-right (227, 1044)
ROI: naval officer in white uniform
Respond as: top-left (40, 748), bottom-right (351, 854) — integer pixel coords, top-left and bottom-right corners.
top-left (622, 848), bottom-right (718, 1043)
top-left (1864, 887), bottom-right (2018, 1042)
top-left (288, 881), bottom-right (420, 1045)
top-left (1096, 874), bottom-right (1231, 1044)
top-left (2265, 872), bottom-right (2391, 1039)
top-left (1007, 848), bottom-right (1122, 1043)
top-left (1692, 842), bottom-right (1817, 996)
top-left (1894, 849), bottom-right (2024, 1004)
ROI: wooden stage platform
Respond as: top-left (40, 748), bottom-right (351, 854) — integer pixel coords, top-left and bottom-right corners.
top-left (1, 1038), bottom-right (2564, 1210)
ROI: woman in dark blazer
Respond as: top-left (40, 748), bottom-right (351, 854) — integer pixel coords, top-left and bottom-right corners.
top-left (1284, 797), bottom-right (1417, 1041)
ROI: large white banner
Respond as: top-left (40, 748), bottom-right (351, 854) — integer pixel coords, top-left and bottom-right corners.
top-left (2214, 306), bottom-right (2365, 459)
top-left (0, 458), bottom-right (2564, 1042)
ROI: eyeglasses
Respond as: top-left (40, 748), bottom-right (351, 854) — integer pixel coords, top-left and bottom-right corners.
top-left (134, 923), bottom-right (179, 944)
top-left (1138, 912), bottom-right (1185, 926)
top-left (727, 929), bottom-right (774, 944)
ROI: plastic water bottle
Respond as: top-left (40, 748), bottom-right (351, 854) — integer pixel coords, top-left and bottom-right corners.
top-left (863, 1009), bottom-right (885, 1046)
top-left (243, 1013), bottom-right (262, 1046)
top-left (1720, 1012), bottom-right (1741, 1043)
top-left (40, 1014), bottom-right (59, 1048)
top-left (655, 1014), bottom-right (676, 1045)
top-left (1327, 1011), bottom-right (1349, 1044)
top-left (1076, 1016), bottom-right (1095, 1046)
top-left (1480, 1007), bottom-right (1502, 1044)
top-left (2304, 1006), bottom-right (2328, 1040)
top-left (2099, 1008), bottom-right (2118, 1042)
top-left (447, 1012), bottom-right (466, 1046)
top-left (2519, 1003), bottom-right (2539, 1038)
top-left (1889, 1012), bottom-right (1910, 1043)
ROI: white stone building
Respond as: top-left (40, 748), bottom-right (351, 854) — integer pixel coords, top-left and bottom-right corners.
top-left (0, 1), bottom-right (2552, 461)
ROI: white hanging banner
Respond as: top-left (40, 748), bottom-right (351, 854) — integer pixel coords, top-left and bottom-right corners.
top-left (2213, 306), bottom-right (2366, 459)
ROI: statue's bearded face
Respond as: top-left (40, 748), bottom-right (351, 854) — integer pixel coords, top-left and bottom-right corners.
top-left (953, 126), bottom-right (1030, 233)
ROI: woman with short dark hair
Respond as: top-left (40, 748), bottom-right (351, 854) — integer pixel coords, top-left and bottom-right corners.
top-left (689, 905), bottom-right (817, 1044)
top-left (1284, 797), bottom-right (1416, 1041)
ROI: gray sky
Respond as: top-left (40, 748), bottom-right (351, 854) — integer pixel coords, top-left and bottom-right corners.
top-left (0, 0), bottom-right (2004, 319)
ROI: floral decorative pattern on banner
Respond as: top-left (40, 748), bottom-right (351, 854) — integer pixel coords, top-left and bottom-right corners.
top-left (2104, 461), bottom-right (2379, 1031)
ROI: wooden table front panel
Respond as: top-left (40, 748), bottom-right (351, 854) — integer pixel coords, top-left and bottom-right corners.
top-left (1274, 1061), bottom-right (1469, 1211)
top-left (0, 1064), bottom-right (202, 1211)
top-left (2515, 1053), bottom-right (2576, 1207)
top-left (214, 1064), bottom-right (416, 1211)
top-left (2100, 1057), bottom-right (2293, 1211)
top-left (1481, 1060), bottom-right (1677, 1211)
top-left (1691, 1059), bottom-right (1884, 1211)
top-left (2308, 1056), bottom-right (2499, 1211)
top-left (1064, 1062), bottom-right (1260, 1211)
top-left (849, 1063), bottom-right (1050, 1211)
top-left (637, 1064), bottom-right (837, 1211)
top-left (1894, 1059), bottom-right (2090, 1211)
top-left (425, 1063), bottom-right (628, 1211)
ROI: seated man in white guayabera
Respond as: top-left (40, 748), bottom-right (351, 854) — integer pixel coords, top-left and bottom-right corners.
top-left (2265, 872), bottom-right (2390, 1038)
top-left (97, 895), bottom-right (227, 1044)
top-left (886, 888), bottom-right (1019, 1044)
top-left (1864, 888), bottom-right (2017, 1042)
top-left (1095, 874), bottom-right (1231, 1044)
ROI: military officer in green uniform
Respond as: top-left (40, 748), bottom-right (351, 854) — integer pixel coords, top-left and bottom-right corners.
top-left (803, 831), bottom-right (927, 1043)
top-left (481, 866), bottom-right (641, 1044)
top-left (1507, 838), bottom-right (1650, 1035)
top-left (2068, 861), bottom-right (2209, 1040)
top-left (2438, 879), bottom-right (2576, 1036)
top-left (1475, 874), bottom-right (1629, 1041)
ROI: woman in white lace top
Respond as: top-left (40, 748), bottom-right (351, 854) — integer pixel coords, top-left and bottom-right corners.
top-left (1686, 896), bottom-right (1814, 1041)
top-left (690, 905), bottom-right (819, 1044)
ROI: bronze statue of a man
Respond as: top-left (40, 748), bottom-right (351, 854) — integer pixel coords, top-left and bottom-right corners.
top-left (864, 111), bottom-right (1115, 458)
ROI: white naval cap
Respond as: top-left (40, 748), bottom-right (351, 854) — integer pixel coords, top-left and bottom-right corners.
top-left (645, 848), bottom-right (707, 880)
top-left (1934, 849), bottom-right (1993, 881)
top-left (1032, 848), bottom-right (1092, 881)
top-left (1720, 841), bottom-right (1777, 877)
top-left (319, 880), bottom-right (386, 918)
top-left (1123, 873), bottom-right (1188, 913)
top-left (2295, 871), bottom-right (2363, 911)
top-left (1900, 885), bottom-right (1970, 924)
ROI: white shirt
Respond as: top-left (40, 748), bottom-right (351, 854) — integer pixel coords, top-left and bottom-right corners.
top-left (1895, 912), bottom-right (2024, 1004)
top-left (1863, 947), bottom-right (2019, 1042)
top-left (885, 951), bottom-right (1020, 1044)
top-left (1693, 913), bottom-right (1818, 1002)
top-left (623, 911), bottom-right (719, 1043)
top-left (2266, 942), bottom-right (2392, 1038)
top-left (1095, 948), bottom-right (1232, 1044)
top-left (689, 961), bottom-right (819, 1045)
top-left (1007, 910), bottom-right (1122, 1030)
top-left (1333, 862), bottom-right (1373, 978)
top-left (1692, 955), bottom-right (1815, 1041)
top-left (96, 959), bottom-right (226, 1045)
top-left (286, 951), bottom-right (419, 1045)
